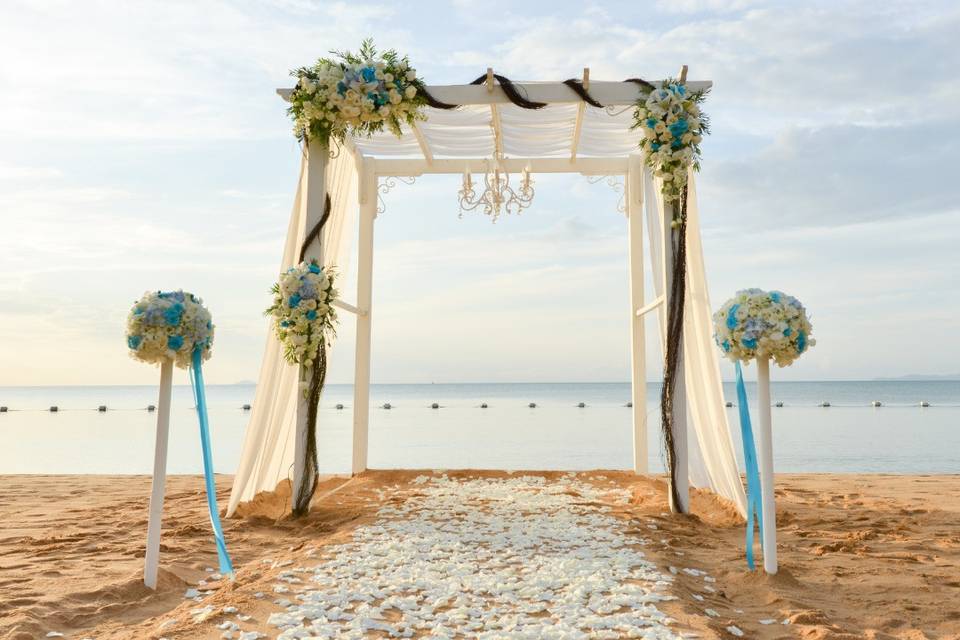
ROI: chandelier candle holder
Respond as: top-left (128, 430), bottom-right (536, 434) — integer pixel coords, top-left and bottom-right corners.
top-left (458, 158), bottom-right (534, 222)
top-left (126, 290), bottom-right (233, 588)
top-left (713, 289), bottom-right (815, 574)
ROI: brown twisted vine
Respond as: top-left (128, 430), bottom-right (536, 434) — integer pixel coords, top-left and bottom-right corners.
top-left (660, 187), bottom-right (688, 512)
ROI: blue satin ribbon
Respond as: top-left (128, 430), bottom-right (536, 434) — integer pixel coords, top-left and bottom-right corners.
top-left (735, 361), bottom-right (764, 570)
top-left (189, 348), bottom-right (234, 578)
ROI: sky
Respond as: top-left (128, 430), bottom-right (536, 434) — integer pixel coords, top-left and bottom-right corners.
top-left (1, 0), bottom-right (958, 386)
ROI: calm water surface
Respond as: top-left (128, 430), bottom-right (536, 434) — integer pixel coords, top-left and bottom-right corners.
top-left (0, 381), bottom-right (957, 475)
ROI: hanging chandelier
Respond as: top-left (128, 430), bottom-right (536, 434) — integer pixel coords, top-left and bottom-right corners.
top-left (458, 157), bottom-right (535, 222)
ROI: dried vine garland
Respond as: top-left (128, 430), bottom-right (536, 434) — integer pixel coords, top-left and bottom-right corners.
top-left (660, 187), bottom-right (689, 512)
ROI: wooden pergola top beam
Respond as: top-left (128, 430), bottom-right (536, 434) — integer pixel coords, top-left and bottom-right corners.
top-left (276, 79), bottom-right (711, 107)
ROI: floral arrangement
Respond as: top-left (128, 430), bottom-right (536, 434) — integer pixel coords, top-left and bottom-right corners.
top-left (126, 291), bottom-right (214, 369)
top-left (713, 288), bottom-right (815, 367)
top-left (266, 259), bottom-right (338, 369)
top-left (288, 39), bottom-right (426, 144)
top-left (633, 81), bottom-right (708, 205)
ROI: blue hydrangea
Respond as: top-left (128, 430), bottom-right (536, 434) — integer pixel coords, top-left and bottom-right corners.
top-left (168, 335), bottom-right (184, 350)
top-left (306, 309), bottom-right (318, 321)
top-left (288, 293), bottom-right (301, 308)
top-left (668, 118), bottom-right (689, 138)
top-left (163, 302), bottom-right (184, 326)
top-left (726, 304), bottom-right (740, 330)
top-left (361, 66), bottom-right (377, 82)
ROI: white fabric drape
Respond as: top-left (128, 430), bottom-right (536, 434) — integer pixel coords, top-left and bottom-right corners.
top-left (227, 144), bottom-right (358, 516)
top-left (644, 167), bottom-right (747, 517)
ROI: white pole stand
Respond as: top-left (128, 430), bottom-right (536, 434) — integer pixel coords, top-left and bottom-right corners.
top-left (144, 360), bottom-right (173, 589)
top-left (756, 357), bottom-right (778, 574)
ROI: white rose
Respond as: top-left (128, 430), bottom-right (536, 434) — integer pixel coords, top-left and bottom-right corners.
top-left (406, 69), bottom-right (417, 81)
top-left (404, 85), bottom-right (417, 99)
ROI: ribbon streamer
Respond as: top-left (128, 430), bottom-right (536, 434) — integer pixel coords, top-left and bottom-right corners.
top-left (190, 348), bottom-right (234, 577)
top-left (735, 361), bottom-right (764, 569)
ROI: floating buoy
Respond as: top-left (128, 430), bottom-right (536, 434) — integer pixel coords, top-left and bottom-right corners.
top-left (383, 402), bottom-right (392, 410)
top-left (725, 401), bottom-right (733, 408)
top-left (920, 401), bottom-right (930, 407)
top-left (871, 401), bottom-right (882, 407)
top-left (775, 401), bottom-right (784, 408)
top-left (98, 405), bottom-right (107, 412)
top-left (528, 402), bottom-right (537, 408)
top-left (335, 403), bottom-right (344, 410)
top-left (820, 401), bottom-right (831, 407)
top-left (431, 403), bottom-right (439, 409)
top-left (242, 404), bottom-right (251, 411)
top-left (625, 402), bottom-right (633, 408)
top-left (577, 402), bottom-right (586, 408)
top-left (0, 406), bottom-right (7, 412)
top-left (50, 406), bottom-right (58, 412)
top-left (147, 404), bottom-right (156, 412)
top-left (480, 403), bottom-right (488, 409)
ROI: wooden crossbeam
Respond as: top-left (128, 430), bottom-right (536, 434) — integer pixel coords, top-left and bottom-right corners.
top-left (277, 80), bottom-right (712, 107)
top-left (487, 68), bottom-right (503, 157)
top-left (410, 121), bottom-right (434, 165)
top-left (570, 67), bottom-right (589, 163)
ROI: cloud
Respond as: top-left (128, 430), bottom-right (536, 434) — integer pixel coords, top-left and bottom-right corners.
top-left (701, 121), bottom-right (960, 228)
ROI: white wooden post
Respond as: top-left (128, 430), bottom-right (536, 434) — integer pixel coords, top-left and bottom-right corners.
top-left (292, 139), bottom-right (328, 503)
top-left (756, 357), bottom-right (778, 573)
top-left (352, 159), bottom-right (376, 474)
top-left (626, 156), bottom-right (647, 474)
top-left (663, 199), bottom-right (690, 514)
top-left (144, 359), bottom-right (173, 589)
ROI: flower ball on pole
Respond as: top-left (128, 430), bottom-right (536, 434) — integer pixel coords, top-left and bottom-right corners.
top-left (126, 290), bottom-right (233, 588)
top-left (713, 288), bottom-right (815, 574)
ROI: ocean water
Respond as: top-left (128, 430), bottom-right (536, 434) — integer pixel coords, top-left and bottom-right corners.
top-left (0, 381), bottom-right (957, 476)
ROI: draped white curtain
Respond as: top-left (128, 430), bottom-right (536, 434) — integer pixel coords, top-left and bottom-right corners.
top-left (644, 168), bottom-right (747, 516)
top-left (227, 144), bottom-right (358, 516)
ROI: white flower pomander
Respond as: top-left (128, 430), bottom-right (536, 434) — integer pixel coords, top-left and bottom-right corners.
top-left (266, 259), bottom-right (338, 369)
top-left (126, 290), bottom-right (214, 369)
top-left (713, 288), bottom-right (815, 367)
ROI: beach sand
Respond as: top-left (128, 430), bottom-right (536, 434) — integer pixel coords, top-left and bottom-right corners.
top-left (1, 472), bottom-right (958, 639)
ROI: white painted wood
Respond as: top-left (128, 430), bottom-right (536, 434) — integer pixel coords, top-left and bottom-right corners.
top-left (662, 200), bottom-right (690, 514)
top-left (277, 80), bottom-right (712, 106)
top-left (293, 139), bottom-right (328, 506)
top-left (352, 159), bottom-right (377, 475)
top-left (756, 357), bottom-right (778, 574)
top-left (373, 157), bottom-right (628, 177)
top-left (626, 155), bottom-right (647, 474)
top-left (144, 359), bottom-right (173, 590)
top-left (331, 298), bottom-right (367, 316)
top-left (635, 295), bottom-right (664, 318)
top-left (410, 121), bottom-right (434, 165)
top-left (570, 68), bottom-right (589, 162)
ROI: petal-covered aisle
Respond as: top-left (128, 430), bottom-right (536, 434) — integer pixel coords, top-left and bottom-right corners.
top-left (260, 475), bottom-right (686, 639)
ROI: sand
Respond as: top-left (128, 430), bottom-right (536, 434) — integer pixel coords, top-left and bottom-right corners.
top-left (1, 472), bottom-right (958, 639)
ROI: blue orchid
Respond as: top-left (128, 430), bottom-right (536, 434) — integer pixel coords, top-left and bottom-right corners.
top-left (127, 335), bottom-right (143, 350)
top-left (288, 293), bottom-right (302, 308)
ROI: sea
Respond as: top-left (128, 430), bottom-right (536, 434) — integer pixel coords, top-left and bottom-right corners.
top-left (1, 381), bottom-right (958, 476)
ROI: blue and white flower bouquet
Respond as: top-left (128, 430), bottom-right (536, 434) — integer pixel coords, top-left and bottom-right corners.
top-left (633, 81), bottom-right (708, 204)
top-left (266, 259), bottom-right (338, 370)
top-left (126, 291), bottom-right (214, 369)
top-left (289, 39), bottom-right (425, 144)
top-left (713, 289), bottom-right (815, 367)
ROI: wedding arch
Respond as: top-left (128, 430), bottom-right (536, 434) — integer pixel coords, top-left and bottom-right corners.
top-left (227, 65), bottom-right (747, 518)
